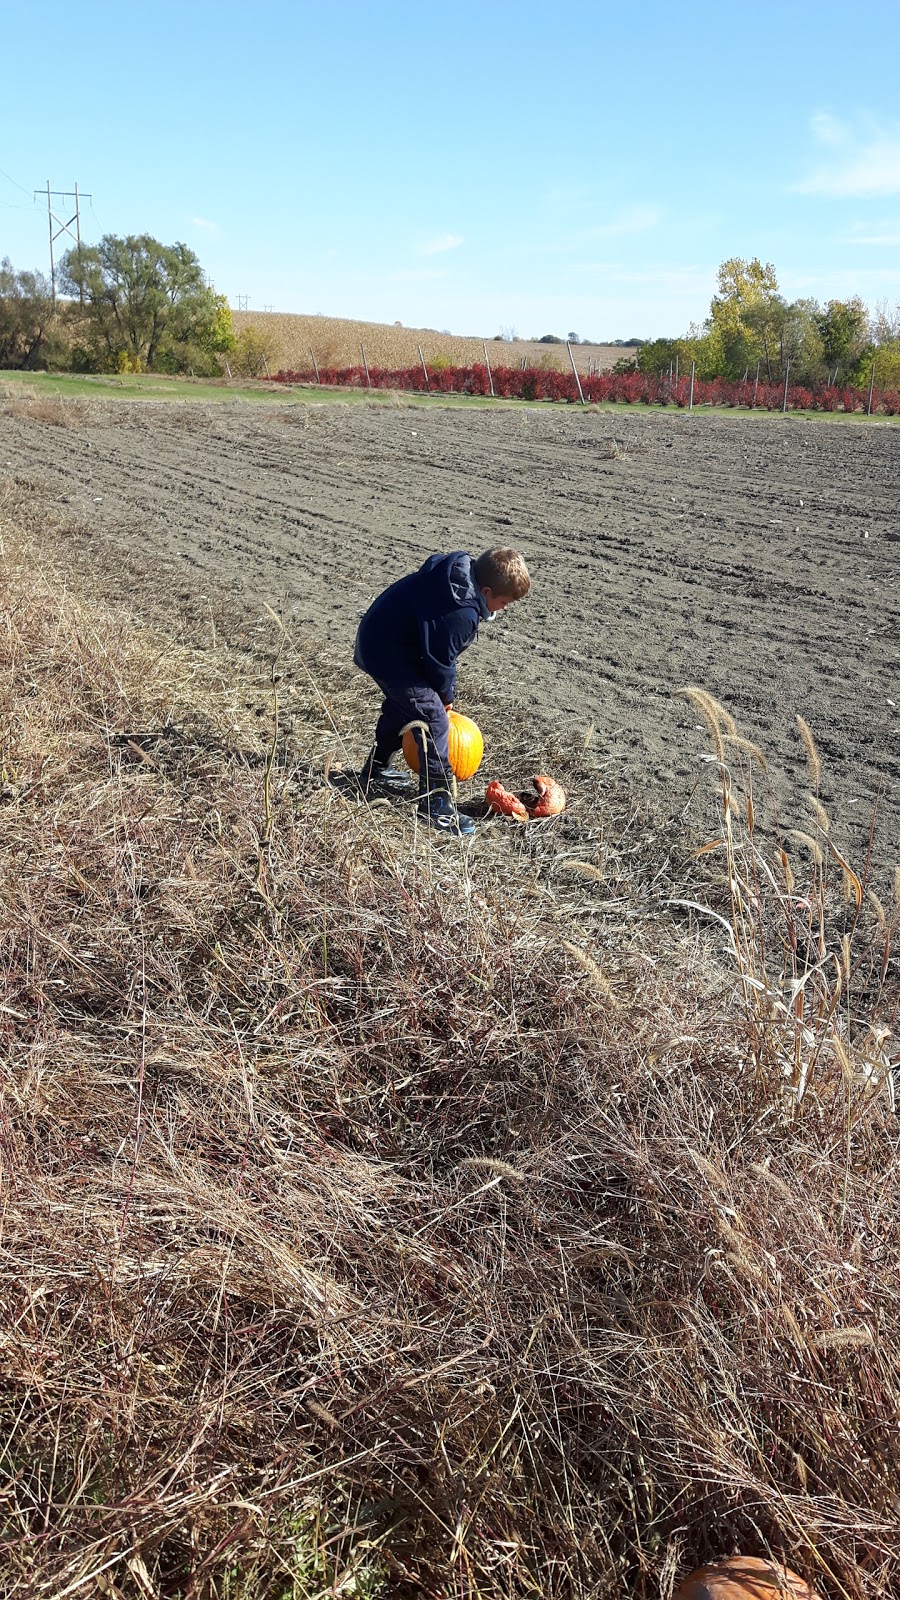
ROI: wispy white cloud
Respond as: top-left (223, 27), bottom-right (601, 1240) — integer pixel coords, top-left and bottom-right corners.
top-left (843, 219), bottom-right (900, 246)
top-left (586, 205), bottom-right (660, 239)
top-left (419, 232), bottom-right (463, 256)
top-left (191, 216), bottom-right (220, 232)
top-left (794, 113), bottom-right (900, 197)
top-left (809, 110), bottom-right (845, 147)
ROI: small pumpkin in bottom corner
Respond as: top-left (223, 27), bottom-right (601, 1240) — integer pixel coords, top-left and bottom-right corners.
top-left (673, 1555), bottom-right (821, 1600)
top-left (402, 710), bottom-right (484, 782)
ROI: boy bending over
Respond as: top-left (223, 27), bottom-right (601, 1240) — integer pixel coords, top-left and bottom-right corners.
top-left (354, 547), bottom-right (531, 837)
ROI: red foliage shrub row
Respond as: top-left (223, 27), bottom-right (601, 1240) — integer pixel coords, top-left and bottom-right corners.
top-left (271, 364), bottom-right (899, 414)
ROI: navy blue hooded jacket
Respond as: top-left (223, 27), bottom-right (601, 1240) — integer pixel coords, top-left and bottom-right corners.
top-left (354, 552), bottom-right (491, 704)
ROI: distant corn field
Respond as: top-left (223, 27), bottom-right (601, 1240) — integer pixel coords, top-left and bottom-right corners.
top-left (230, 310), bottom-right (628, 376)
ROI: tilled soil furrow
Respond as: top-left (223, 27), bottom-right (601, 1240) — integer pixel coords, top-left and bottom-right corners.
top-left (2, 401), bottom-right (897, 875)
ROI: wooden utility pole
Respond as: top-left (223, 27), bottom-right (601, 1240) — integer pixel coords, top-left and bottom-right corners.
top-left (482, 341), bottom-right (494, 397)
top-left (566, 341), bottom-right (586, 405)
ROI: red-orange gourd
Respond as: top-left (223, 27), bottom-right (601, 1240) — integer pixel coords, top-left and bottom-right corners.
top-left (485, 779), bottom-right (529, 821)
top-left (528, 774), bottom-right (566, 817)
top-left (402, 711), bottom-right (484, 782)
top-left (674, 1557), bottom-right (821, 1600)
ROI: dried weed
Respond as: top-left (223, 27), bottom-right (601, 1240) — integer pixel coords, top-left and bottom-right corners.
top-left (0, 481), bottom-right (898, 1599)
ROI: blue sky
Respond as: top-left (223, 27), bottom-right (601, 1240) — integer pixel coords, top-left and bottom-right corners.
top-left (2, 1), bottom-right (899, 339)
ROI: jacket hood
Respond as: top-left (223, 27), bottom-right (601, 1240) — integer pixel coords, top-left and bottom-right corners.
top-left (444, 551), bottom-right (491, 619)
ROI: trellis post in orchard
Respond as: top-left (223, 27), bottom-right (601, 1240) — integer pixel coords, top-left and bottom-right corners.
top-left (360, 344), bottom-right (372, 387)
top-left (309, 349), bottom-right (320, 384)
top-left (753, 360), bottom-right (760, 407)
top-left (262, 354), bottom-right (270, 378)
top-left (482, 341), bottom-right (495, 397)
top-left (674, 353), bottom-right (679, 385)
top-left (688, 360), bottom-right (695, 410)
top-left (781, 359), bottom-right (790, 414)
top-left (867, 362), bottom-right (876, 416)
top-left (567, 341), bottom-right (586, 405)
top-left (417, 345), bottom-right (430, 390)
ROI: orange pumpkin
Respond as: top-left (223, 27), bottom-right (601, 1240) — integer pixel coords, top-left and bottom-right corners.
top-left (402, 710), bottom-right (484, 782)
top-left (528, 774), bottom-right (566, 817)
top-left (674, 1556), bottom-right (821, 1600)
top-left (486, 779), bottom-right (528, 821)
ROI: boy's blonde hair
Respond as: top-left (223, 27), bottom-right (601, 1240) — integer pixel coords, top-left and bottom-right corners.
top-left (473, 547), bottom-right (531, 600)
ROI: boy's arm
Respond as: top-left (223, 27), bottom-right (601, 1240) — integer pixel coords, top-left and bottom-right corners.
top-left (419, 610), bottom-right (478, 702)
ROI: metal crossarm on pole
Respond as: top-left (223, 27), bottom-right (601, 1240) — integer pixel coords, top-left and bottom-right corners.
top-left (35, 180), bottom-right (92, 302)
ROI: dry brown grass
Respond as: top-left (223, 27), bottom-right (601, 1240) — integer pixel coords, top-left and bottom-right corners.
top-left (230, 311), bottom-right (625, 377)
top-left (1, 478), bottom-right (898, 1598)
top-left (0, 389), bottom-right (101, 427)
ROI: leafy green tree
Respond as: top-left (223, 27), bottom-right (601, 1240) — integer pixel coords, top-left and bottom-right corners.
top-left (222, 321), bottom-right (269, 377)
top-left (60, 235), bottom-right (234, 373)
top-left (851, 300), bottom-right (899, 387)
top-left (0, 258), bottom-right (55, 369)
top-left (707, 257), bottom-right (780, 378)
top-left (777, 298), bottom-right (826, 385)
top-left (636, 332), bottom-right (715, 378)
top-left (636, 337), bottom-right (676, 374)
top-left (816, 297), bottom-right (869, 382)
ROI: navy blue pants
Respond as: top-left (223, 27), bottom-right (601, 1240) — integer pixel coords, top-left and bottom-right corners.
top-left (355, 634), bottom-right (452, 794)
top-left (374, 682), bottom-right (451, 795)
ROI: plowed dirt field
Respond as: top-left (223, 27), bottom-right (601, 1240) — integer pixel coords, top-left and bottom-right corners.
top-left (2, 399), bottom-right (898, 879)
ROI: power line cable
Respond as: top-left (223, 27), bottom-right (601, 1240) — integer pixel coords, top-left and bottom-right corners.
top-left (0, 163), bottom-right (35, 199)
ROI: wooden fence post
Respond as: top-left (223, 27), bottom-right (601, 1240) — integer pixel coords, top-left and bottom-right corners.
top-left (309, 348), bottom-right (320, 384)
top-left (360, 343), bottom-right (371, 387)
top-left (867, 362), bottom-right (876, 416)
top-left (753, 360), bottom-right (760, 407)
top-left (417, 344), bottom-right (429, 390)
top-left (482, 341), bottom-right (494, 397)
top-left (566, 341), bottom-right (586, 405)
top-left (782, 359), bottom-right (790, 414)
top-left (688, 360), bottom-right (695, 411)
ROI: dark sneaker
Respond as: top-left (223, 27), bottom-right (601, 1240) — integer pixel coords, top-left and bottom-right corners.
top-left (417, 791), bottom-right (477, 838)
top-left (358, 753), bottom-right (414, 794)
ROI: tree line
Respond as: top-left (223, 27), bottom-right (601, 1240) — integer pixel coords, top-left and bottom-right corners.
top-left (628, 257), bottom-right (900, 390)
top-left (0, 235), bottom-right (266, 376)
top-left (2, 240), bottom-right (899, 390)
